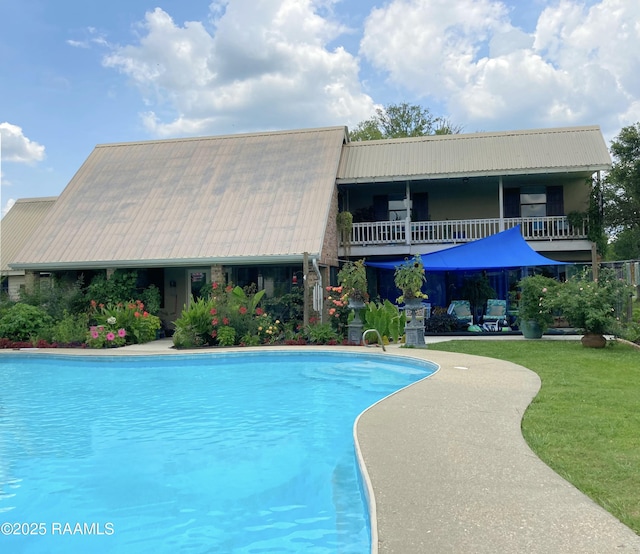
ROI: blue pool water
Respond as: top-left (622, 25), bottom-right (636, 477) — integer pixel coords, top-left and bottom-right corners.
top-left (0, 351), bottom-right (436, 553)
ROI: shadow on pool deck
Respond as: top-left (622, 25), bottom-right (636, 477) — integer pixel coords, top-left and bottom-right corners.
top-left (4, 337), bottom-right (640, 552)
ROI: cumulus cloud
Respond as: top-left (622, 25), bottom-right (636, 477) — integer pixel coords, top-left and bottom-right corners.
top-left (2, 198), bottom-right (16, 217)
top-left (360, 0), bottom-right (640, 136)
top-left (103, 1), bottom-right (376, 137)
top-left (0, 123), bottom-right (46, 163)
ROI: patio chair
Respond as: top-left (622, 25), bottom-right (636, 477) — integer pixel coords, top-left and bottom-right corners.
top-left (447, 300), bottom-right (473, 325)
top-left (482, 299), bottom-right (507, 329)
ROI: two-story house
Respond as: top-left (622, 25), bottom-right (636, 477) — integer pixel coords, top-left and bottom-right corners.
top-left (4, 124), bottom-right (611, 325)
top-left (336, 126), bottom-right (611, 306)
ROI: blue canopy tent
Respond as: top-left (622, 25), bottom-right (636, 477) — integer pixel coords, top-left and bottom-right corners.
top-left (365, 226), bottom-right (565, 310)
top-left (365, 225), bottom-right (564, 271)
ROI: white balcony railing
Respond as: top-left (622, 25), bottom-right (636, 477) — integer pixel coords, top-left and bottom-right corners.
top-left (343, 216), bottom-right (588, 247)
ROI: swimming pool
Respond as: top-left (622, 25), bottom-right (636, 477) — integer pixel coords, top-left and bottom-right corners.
top-left (0, 350), bottom-right (437, 553)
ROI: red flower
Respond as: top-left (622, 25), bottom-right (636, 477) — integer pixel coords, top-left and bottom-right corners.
top-left (223, 317), bottom-right (229, 325)
top-left (210, 308), bottom-right (217, 315)
top-left (239, 306), bottom-right (247, 315)
top-left (212, 318), bottom-right (219, 326)
top-left (225, 285), bottom-right (233, 292)
top-left (134, 311), bottom-right (141, 318)
top-left (212, 282), bottom-right (219, 290)
top-left (143, 311), bottom-right (149, 317)
top-left (90, 299), bottom-right (97, 308)
top-left (255, 307), bottom-right (264, 316)
top-left (211, 330), bottom-right (217, 338)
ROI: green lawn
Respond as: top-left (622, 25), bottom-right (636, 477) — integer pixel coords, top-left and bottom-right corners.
top-left (428, 339), bottom-right (640, 534)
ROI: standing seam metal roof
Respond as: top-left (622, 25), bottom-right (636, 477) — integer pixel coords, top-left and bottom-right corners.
top-left (11, 127), bottom-right (347, 269)
top-left (337, 126), bottom-right (612, 183)
top-left (1, 197), bottom-right (56, 272)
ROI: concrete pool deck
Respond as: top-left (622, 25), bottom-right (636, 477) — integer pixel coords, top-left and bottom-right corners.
top-left (4, 337), bottom-right (640, 552)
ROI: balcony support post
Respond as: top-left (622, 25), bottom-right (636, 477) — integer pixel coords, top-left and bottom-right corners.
top-left (498, 175), bottom-right (505, 232)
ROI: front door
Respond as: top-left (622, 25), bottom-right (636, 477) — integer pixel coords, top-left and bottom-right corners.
top-left (188, 269), bottom-right (210, 305)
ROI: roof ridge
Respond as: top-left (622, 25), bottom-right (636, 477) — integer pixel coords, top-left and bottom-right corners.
top-left (345, 125), bottom-right (603, 147)
top-left (95, 126), bottom-right (347, 149)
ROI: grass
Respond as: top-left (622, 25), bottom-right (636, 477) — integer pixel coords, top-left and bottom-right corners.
top-left (428, 339), bottom-right (640, 534)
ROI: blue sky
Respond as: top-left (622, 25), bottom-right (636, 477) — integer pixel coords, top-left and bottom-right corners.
top-left (1, 0), bottom-right (639, 216)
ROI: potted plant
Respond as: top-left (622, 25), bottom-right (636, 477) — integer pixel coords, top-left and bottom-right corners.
top-left (516, 274), bottom-right (558, 339)
top-left (337, 259), bottom-right (369, 345)
top-left (547, 267), bottom-right (632, 347)
top-left (337, 259), bottom-right (368, 306)
top-left (394, 255), bottom-right (427, 305)
top-left (394, 255), bottom-right (428, 346)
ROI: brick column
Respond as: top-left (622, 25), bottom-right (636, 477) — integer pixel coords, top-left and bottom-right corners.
top-left (24, 270), bottom-right (40, 293)
top-left (210, 265), bottom-right (225, 286)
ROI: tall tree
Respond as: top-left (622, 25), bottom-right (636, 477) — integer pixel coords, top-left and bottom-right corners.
top-left (349, 103), bottom-right (462, 141)
top-left (604, 123), bottom-right (640, 259)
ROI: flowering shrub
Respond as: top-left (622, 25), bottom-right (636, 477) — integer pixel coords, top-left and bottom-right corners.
top-left (545, 267), bottom-right (632, 335)
top-left (325, 285), bottom-right (350, 337)
top-left (517, 274), bottom-right (558, 329)
top-left (86, 323), bottom-right (127, 348)
top-left (87, 299), bottom-right (161, 348)
top-left (173, 283), bottom-right (280, 348)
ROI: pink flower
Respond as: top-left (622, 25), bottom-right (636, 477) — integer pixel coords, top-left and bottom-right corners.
top-left (255, 308), bottom-right (264, 316)
top-left (223, 317), bottom-right (229, 325)
top-left (212, 282), bottom-right (219, 290)
top-left (212, 318), bottom-right (219, 326)
top-left (211, 330), bottom-right (217, 338)
top-left (91, 330), bottom-right (99, 339)
top-left (329, 308), bottom-right (336, 315)
top-left (210, 308), bottom-right (217, 315)
top-left (239, 306), bottom-right (247, 315)
top-left (106, 332), bottom-right (115, 341)
top-left (143, 311), bottom-right (149, 317)
top-left (134, 311), bottom-right (141, 318)
top-left (118, 328), bottom-right (126, 338)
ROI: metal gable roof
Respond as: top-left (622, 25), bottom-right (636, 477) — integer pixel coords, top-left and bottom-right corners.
top-left (337, 126), bottom-right (612, 183)
top-left (1, 197), bottom-right (57, 273)
top-left (11, 127), bottom-right (347, 270)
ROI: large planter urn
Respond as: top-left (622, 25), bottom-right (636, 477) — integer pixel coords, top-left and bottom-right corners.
top-left (403, 298), bottom-right (425, 347)
top-left (520, 319), bottom-right (543, 339)
top-left (581, 332), bottom-right (607, 348)
top-left (347, 298), bottom-right (366, 345)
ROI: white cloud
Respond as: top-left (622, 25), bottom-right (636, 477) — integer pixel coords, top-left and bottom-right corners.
top-left (103, 2), bottom-right (376, 137)
top-left (0, 123), bottom-right (46, 163)
top-left (360, 0), bottom-right (640, 135)
top-left (2, 198), bottom-right (16, 218)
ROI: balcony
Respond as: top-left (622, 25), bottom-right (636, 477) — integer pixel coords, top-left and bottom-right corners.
top-left (342, 216), bottom-right (587, 248)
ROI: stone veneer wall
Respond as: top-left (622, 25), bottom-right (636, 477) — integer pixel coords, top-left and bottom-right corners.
top-left (320, 186), bottom-right (340, 269)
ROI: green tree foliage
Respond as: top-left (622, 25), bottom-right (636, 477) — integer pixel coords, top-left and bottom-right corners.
top-left (604, 122), bottom-right (640, 258)
top-left (349, 103), bottom-right (462, 141)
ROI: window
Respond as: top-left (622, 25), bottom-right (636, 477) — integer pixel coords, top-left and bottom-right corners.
top-left (520, 187), bottom-right (546, 217)
top-left (388, 194), bottom-right (410, 221)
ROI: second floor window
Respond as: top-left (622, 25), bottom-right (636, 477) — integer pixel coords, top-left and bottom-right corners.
top-left (521, 187), bottom-right (546, 217)
top-left (504, 185), bottom-right (563, 218)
